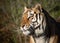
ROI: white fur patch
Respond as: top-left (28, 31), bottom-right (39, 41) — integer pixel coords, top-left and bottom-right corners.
top-left (35, 28), bottom-right (44, 36)
top-left (20, 25), bottom-right (30, 35)
top-left (35, 36), bottom-right (45, 43)
top-left (28, 11), bottom-right (31, 18)
top-left (23, 31), bottom-right (30, 35)
top-left (31, 11), bottom-right (34, 14)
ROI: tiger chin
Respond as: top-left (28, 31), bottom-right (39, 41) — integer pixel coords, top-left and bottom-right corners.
top-left (20, 4), bottom-right (59, 43)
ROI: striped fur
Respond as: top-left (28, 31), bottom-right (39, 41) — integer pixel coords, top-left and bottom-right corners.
top-left (20, 4), bottom-right (60, 43)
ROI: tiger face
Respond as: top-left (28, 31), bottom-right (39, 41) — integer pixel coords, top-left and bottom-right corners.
top-left (20, 7), bottom-right (34, 35)
top-left (20, 4), bottom-right (46, 36)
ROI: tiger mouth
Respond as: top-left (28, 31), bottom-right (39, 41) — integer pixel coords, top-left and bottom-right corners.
top-left (20, 26), bottom-right (33, 35)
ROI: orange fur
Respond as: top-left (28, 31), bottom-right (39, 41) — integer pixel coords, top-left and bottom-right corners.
top-left (49, 35), bottom-right (58, 43)
top-left (29, 36), bottom-right (35, 43)
top-left (21, 9), bottom-right (30, 27)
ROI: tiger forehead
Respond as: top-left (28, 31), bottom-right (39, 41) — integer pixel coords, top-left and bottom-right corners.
top-left (32, 8), bottom-right (40, 13)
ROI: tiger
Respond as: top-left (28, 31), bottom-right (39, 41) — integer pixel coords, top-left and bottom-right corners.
top-left (20, 7), bottom-right (35, 43)
top-left (20, 4), bottom-right (60, 43)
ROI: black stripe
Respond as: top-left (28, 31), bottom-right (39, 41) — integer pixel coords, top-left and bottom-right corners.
top-left (39, 13), bottom-right (41, 20)
top-left (36, 14), bottom-right (39, 24)
top-left (42, 16), bottom-right (45, 31)
top-left (36, 14), bottom-right (37, 21)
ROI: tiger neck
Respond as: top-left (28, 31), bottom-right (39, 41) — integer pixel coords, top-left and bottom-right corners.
top-left (31, 24), bottom-right (50, 43)
top-left (32, 36), bottom-right (49, 43)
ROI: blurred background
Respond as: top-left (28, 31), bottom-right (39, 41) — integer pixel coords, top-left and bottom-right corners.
top-left (0, 0), bottom-right (60, 43)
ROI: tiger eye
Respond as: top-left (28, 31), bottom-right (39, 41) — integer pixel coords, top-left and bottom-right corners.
top-left (34, 12), bottom-right (36, 14)
top-left (22, 25), bottom-right (25, 27)
top-left (31, 17), bottom-right (33, 19)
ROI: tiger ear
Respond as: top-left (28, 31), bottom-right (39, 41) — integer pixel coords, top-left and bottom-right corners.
top-left (23, 6), bottom-right (28, 13)
top-left (35, 4), bottom-right (42, 11)
top-left (24, 6), bottom-right (28, 11)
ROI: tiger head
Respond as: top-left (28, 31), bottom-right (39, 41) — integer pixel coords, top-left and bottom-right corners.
top-left (20, 4), bottom-right (46, 36)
